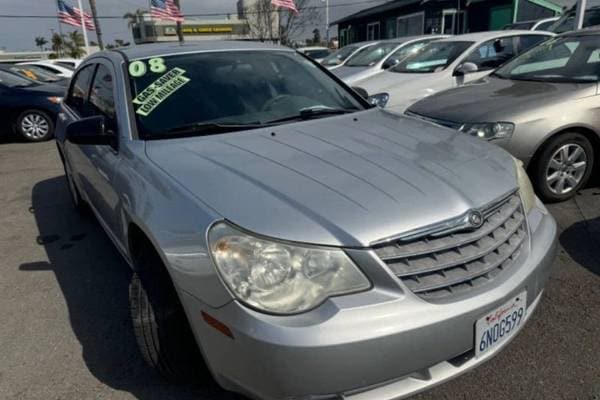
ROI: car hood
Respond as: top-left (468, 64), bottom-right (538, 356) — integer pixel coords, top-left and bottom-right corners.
top-left (408, 76), bottom-right (598, 122)
top-left (331, 65), bottom-right (368, 79)
top-left (146, 109), bottom-right (517, 247)
top-left (356, 70), bottom-right (450, 111)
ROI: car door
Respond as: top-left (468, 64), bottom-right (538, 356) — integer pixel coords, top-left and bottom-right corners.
top-left (58, 63), bottom-right (96, 193)
top-left (61, 60), bottom-right (122, 237)
top-left (454, 36), bottom-right (518, 86)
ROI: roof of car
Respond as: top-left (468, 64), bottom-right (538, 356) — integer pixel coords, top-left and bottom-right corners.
top-left (113, 41), bottom-right (288, 60)
top-left (437, 30), bottom-right (554, 42)
top-left (558, 27), bottom-right (600, 37)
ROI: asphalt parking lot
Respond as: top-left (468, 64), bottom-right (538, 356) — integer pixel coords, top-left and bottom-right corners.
top-left (0, 136), bottom-right (599, 400)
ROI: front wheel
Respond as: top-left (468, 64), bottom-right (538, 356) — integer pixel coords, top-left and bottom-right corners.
top-left (16, 110), bottom-right (54, 142)
top-left (129, 248), bottom-right (208, 383)
top-left (531, 132), bottom-right (594, 202)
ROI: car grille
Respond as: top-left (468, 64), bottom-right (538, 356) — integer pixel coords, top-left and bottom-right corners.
top-left (373, 193), bottom-right (528, 300)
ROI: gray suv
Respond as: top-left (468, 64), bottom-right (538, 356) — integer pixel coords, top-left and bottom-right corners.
top-left (55, 42), bottom-right (557, 400)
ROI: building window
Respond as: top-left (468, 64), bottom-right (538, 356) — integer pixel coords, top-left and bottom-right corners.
top-left (366, 22), bottom-right (380, 41)
top-left (340, 28), bottom-right (348, 47)
top-left (396, 12), bottom-right (424, 37)
top-left (144, 25), bottom-right (156, 37)
top-left (441, 9), bottom-right (467, 35)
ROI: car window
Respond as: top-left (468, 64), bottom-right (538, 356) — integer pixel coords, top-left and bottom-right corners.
top-left (89, 64), bottom-right (117, 133)
top-left (305, 50), bottom-right (330, 59)
top-left (383, 41), bottom-right (430, 68)
top-left (0, 70), bottom-right (35, 87)
top-left (392, 41), bottom-right (474, 73)
top-left (463, 37), bottom-right (516, 71)
top-left (65, 64), bottom-right (96, 116)
top-left (518, 35), bottom-right (549, 53)
top-left (345, 42), bottom-right (401, 67)
top-left (321, 45), bottom-right (361, 66)
top-left (128, 51), bottom-right (365, 138)
top-left (495, 36), bottom-right (600, 82)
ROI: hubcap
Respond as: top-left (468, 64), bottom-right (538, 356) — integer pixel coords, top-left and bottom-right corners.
top-left (545, 143), bottom-right (587, 195)
top-left (21, 113), bottom-right (49, 139)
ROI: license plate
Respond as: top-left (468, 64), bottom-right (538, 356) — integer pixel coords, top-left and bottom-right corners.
top-left (475, 291), bottom-right (527, 358)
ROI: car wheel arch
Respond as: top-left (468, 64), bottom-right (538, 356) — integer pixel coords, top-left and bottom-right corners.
top-left (527, 125), bottom-right (600, 173)
top-left (126, 221), bottom-right (168, 272)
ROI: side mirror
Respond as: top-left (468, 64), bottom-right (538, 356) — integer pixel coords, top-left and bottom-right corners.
top-left (352, 86), bottom-right (369, 100)
top-left (382, 58), bottom-right (399, 69)
top-left (454, 62), bottom-right (479, 76)
top-left (66, 116), bottom-right (112, 146)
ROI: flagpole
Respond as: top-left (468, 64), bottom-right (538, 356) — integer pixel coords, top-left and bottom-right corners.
top-left (55, 0), bottom-right (64, 37)
top-left (174, 0), bottom-right (184, 43)
top-left (76, 0), bottom-right (90, 55)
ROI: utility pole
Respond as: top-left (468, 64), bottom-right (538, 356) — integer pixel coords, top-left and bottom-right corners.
top-left (77, 0), bottom-right (90, 55)
top-left (575, 0), bottom-right (587, 30)
top-left (324, 0), bottom-right (329, 45)
top-left (88, 0), bottom-right (104, 50)
top-left (174, 0), bottom-right (184, 43)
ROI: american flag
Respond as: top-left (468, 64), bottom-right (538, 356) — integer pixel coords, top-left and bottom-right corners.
top-left (57, 0), bottom-right (95, 30)
top-left (151, 0), bottom-right (184, 22)
top-left (271, 0), bottom-right (298, 13)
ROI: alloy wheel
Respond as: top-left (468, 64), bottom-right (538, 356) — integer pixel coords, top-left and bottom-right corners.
top-left (20, 112), bottom-right (50, 140)
top-left (545, 143), bottom-right (588, 195)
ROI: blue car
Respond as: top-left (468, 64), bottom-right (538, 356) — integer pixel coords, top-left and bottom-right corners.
top-left (0, 69), bottom-right (64, 141)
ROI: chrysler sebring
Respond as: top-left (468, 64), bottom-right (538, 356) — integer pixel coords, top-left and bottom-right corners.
top-left (55, 42), bottom-right (556, 400)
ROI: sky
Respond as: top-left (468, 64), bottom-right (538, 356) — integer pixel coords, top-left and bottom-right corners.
top-left (0, 0), bottom-right (385, 51)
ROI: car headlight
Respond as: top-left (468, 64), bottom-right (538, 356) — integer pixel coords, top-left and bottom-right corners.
top-left (459, 122), bottom-right (514, 140)
top-left (368, 92), bottom-right (390, 108)
top-left (208, 223), bottom-right (371, 315)
top-left (514, 158), bottom-right (536, 214)
top-left (47, 96), bottom-right (63, 104)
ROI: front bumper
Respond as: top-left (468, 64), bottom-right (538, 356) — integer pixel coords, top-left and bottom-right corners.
top-left (181, 200), bottom-right (557, 400)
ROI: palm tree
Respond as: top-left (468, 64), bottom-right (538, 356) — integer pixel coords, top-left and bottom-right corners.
top-left (65, 31), bottom-right (86, 58)
top-left (50, 32), bottom-right (66, 57)
top-left (88, 0), bottom-right (104, 50)
top-left (123, 8), bottom-right (146, 27)
top-left (34, 36), bottom-right (48, 52)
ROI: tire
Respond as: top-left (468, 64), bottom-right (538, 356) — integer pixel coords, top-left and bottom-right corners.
top-left (129, 247), bottom-right (208, 383)
top-left (16, 109), bottom-right (55, 142)
top-left (531, 132), bottom-right (595, 202)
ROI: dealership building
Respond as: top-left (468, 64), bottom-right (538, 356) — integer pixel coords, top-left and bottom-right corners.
top-left (333, 0), bottom-right (572, 46)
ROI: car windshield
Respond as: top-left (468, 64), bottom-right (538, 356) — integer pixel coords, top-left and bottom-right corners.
top-left (390, 41), bottom-right (473, 73)
top-left (345, 42), bottom-right (401, 67)
top-left (129, 51), bottom-right (365, 139)
top-left (10, 65), bottom-right (61, 82)
top-left (494, 36), bottom-right (600, 83)
top-left (0, 70), bottom-right (36, 87)
top-left (321, 45), bottom-right (361, 66)
top-left (304, 49), bottom-right (330, 59)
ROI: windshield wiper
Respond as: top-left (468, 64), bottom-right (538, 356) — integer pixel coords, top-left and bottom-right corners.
top-left (264, 106), bottom-right (358, 124)
top-left (148, 122), bottom-right (267, 140)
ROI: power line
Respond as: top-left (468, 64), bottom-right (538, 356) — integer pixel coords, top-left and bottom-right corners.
top-left (0, 0), bottom-right (385, 19)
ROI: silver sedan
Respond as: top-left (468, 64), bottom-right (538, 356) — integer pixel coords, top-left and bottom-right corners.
top-left (407, 30), bottom-right (599, 202)
top-left (55, 41), bottom-right (556, 400)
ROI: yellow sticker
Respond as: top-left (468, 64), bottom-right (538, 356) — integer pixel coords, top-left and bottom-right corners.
top-left (133, 67), bottom-right (190, 116)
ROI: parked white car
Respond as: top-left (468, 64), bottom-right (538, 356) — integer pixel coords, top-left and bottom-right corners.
top-left (296, 46), bottom-right (331, 62)
top-left (321, 41), bottom-right (376, 69)
top-left (332, 35), bottom-right (449, 85)
top-left (503, 17), bottom-right (559, 31)
top-left (17, 61), bottom-right (74, 78)
top-left (49, 58), bottom-right (82, 69)
top-left (355, 30), bottom-right (554, 112)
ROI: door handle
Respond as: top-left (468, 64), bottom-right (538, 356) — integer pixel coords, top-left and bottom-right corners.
top-left (58, 113), bottom-right (67, 122)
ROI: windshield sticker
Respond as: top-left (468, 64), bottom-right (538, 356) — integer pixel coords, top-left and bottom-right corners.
top-left (129, 57), bottom-right (167, 77)
top-left (133, 67), bottom-right (190, 116)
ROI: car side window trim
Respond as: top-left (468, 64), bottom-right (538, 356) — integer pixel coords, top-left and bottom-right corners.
top-left (64, 63), bottom-right (97, 118)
